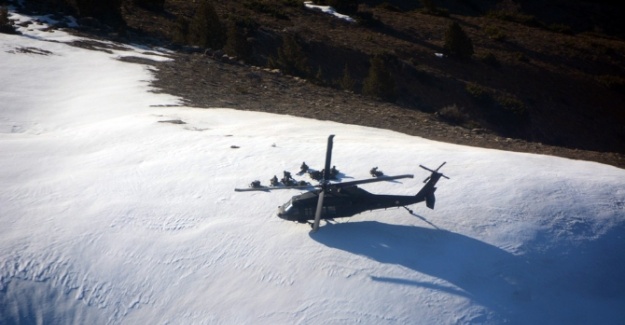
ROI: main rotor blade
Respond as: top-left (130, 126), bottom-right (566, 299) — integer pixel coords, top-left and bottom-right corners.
top-left (235, 174), bottom-right (414, 192)
top-left (419, 163), bottom-right (450, 179)
top-left (234, 184), bottom-right (318, 192)
top-left (419, 164), bottom-right (436, 173)
top-left (322, 135), bottom-right (335, 182)
top-left (329, 174), bottom-right (414, 189)
top-left (311, 190), bottom-right (325, 232)
top-left (234, 187), bottom-right (271, 192)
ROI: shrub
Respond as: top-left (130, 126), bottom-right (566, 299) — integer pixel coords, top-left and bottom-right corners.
top-left (466, 82), bottom-right (528, 133)
top-left (515, 52), bottom-right (529, 62)
top-left (244, 0), bottom-right (290, 20)
top-left (354, 10), bottom-right (380, 27)
top-left (311, 66), bottom-right (325, 85)
top-left (492, 94), bottom-right (529, 131)
top-left (484, 25), bottom-right (506, 41)
top-left (548, 23), bottom-right (573, 34)
top-left (420, 0), bottom-right (449, 17)
top-left (437, 104), bottom-right (469, 125)
top-left (133, 0), bottom-right (165, 11)
top-left (465, 82), bottom-right (490, 102)
top-left (444, 22), bottom-right (474, 59)
top-left (486, 10), bottom-right (540, 28)
top-left (280, 0), bottom-right (302, 7)
top-left (363, 55), bottom-right (396, 101)
top-left (72, 0), bottom-right (123, 23)
top-left (188, 0), bottom-right (226, 49)
top-left (597, 75), bottom-right (625, 92)
top-left (377, 2), bottom-right (402, 12)
top-left (495, 94), bottom-right (526, 116)
top-left (479, 52), bottom-right (500, 67)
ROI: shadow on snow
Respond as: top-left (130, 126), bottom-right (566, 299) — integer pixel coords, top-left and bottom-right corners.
top-left (310, 220), bottom-right (625, 323)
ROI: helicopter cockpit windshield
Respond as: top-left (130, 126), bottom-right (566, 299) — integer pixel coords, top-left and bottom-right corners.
top-left (278, 199), bottom-right (296, 219)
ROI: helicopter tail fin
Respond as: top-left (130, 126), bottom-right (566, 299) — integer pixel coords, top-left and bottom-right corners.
top-left (417, 162), bottom-right (449, 210)
top-left (416, 185), bottom-right (436, 209)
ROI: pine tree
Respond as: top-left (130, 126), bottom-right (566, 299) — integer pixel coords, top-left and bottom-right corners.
top-left (444, 22), bottom-right (474, 59)
top-left (339, 64), bottom-right (355, 92)
top-left (315, 66), bottom-right (325, 84)
top-left (274, 33), bottom-right (310, 78)
top-left (188, 0), bottom-right (226, 49)
top-left (363, 55), bottom-right (396, 100)
top-left (224, 23), bottom-right (251, 60)
top-left (0, 6), bottom-right (18, 34)
top-left (73, 0), bottom-right (123, 23)
top-left (173, 16), bottom-right (190, 44)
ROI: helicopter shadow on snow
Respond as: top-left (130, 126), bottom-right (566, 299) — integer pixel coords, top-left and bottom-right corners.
top-left (310, 220), bottom-right (533, 321)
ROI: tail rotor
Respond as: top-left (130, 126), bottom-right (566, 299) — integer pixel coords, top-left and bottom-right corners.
top-left (420, 162), bottom-right (450, 183)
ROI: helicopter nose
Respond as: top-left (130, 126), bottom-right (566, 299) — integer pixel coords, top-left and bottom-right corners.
top-left (277, 206), bottom-right (286, 219)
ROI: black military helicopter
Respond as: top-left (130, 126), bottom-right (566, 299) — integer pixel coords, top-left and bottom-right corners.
top-left (235, 135), bottom-right (449, 231)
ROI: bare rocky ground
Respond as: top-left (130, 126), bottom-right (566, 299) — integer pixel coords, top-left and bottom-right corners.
top-left (145, 50), bottom-right (625, 169)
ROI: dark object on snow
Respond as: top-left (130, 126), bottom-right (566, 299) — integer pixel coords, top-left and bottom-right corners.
top-left (158, 119), bottom-right (186, 124)
top-left (300, 162), bottom-right (309, 173)
top-left (308, 169), bottom-right (322, 181)
top-left (370, 167), bottom-right (384, 177)
top-left (281, 170), bottom-right (296, 186)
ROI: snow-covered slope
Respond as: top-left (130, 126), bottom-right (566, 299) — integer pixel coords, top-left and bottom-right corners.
top-left (1, 11), bottom-right (624, 325)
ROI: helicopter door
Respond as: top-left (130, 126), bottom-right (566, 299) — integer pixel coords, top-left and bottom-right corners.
top-left (304, 206), bottom-right (336, 219)
top-left (323, 206), bottom-right (337, 216)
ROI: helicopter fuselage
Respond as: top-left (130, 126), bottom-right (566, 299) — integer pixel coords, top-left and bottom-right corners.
top-left (277, 185), bottom-right (427, 222)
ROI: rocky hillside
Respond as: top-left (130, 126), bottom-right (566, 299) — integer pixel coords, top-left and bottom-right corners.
top-left (7, 0), bottom-right (625, 162)
top-left (124, 0), bottom-right (625, 153)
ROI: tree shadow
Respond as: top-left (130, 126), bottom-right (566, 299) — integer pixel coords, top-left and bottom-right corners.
top-left (310, 221), bottom-right (532, 321)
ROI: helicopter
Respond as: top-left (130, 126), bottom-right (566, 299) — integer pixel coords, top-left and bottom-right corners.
top-left (234, 135), bottom-right (449, 232)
